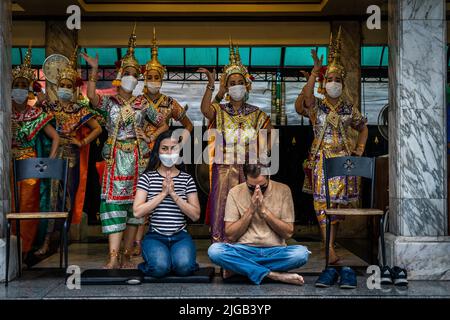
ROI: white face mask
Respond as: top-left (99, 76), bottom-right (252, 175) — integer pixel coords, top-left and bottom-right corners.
top-left (146, 82), bottom-right (161, 95)
top-left (121, 75), bottom-right (138, 93)
top-left (57, 87), bottom-right (74, 101)
top-left (159, 153), bottom-right (180, 168)
top-left (12, 88), bottom-right (29, 104)
top-left (228, 85), bottom-right (247, 101)
top-left (325, 81), bottom-right (343, 99)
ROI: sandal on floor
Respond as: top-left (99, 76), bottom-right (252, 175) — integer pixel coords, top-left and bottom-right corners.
top-left (121, 248), bottom-right (136, 269)
top-left (103, 250), bottom-right (121, 269)
top-left (132, 241), bottom-right (142, 256)
top-left (329, 256), bottom-right (342, 265)
top-left (34, 236), bottom-right (51, 256)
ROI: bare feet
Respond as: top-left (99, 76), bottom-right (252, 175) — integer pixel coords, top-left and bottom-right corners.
top-left (320, 242), bottom-right (337, 250)
top-left (222, 269), bottom-right (236, 279)
top-left (267, 272), bottom-right (305, 286)
top-left (34, 235), bottom-right (51, 256)
top-left (132, 241), bottom-right (142, 257)
top-left (329, 248), bottom-right (341, 265)
top-left (121, 249), bottom-right (137, 269)
top-left (103, 250), bottom-right (120, 269)
top-left (321, 246), bottom-right (341, 265)
top-left (103, 258), bottom-right (120, 269)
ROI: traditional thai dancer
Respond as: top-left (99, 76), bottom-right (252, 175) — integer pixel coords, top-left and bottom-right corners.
top-left (295, 27), bottom-right (368, 264)
top-left (82, 25), bottom-right (168, 268)
top-left (198, 40), bottom-right (272, 243)
top-left (11, 44), bottom-right (60, 258)
top-left (35, 46), bottom-right (102, 256)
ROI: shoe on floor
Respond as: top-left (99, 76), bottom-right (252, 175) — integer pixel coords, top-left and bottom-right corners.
top-left (380, 265), bottom-right (394, 285)
top-left (339, 266), bottom-right (357, 289)
top-left (315, 268), bottom-right (339, 288)
top-left (392, 266), bottom-right (408, 286)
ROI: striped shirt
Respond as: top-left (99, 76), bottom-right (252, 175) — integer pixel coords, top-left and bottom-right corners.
top-left (136, 170), bottom-right (197, 236)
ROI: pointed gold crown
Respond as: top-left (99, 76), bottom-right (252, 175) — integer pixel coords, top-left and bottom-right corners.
top-left (12, 41), bottom-right (36, 84)
top-left (57, 45), bottom-right (80, 85)
top-left (121, 22), bottom-right (140, 73)
top-left (223, 37), bottom-right (252, 86)
top-left (145, 27), bottom-right (166, 79)
top-left (327, 32), bottom-right (334, 65)
top-left (325, 26), bottom-right (345, 79)
top-left (113, 23), bottom-right (141, 86)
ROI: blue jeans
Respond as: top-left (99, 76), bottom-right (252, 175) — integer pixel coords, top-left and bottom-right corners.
top-left (208, 243), bottom-right (310, 285)
top-left (138, 230), bottom-right (199, 277)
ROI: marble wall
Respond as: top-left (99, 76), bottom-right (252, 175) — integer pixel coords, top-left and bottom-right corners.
top-left (385, 0), bottom-right (450, 279)
top-left (388, 0), bottom-right (447, 237)
top-left (384, 233), bottom-right (450, 280)
top-left (0, 0), bottom-right (12, 239)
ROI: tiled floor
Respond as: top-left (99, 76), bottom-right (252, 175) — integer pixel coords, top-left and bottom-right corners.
top-left (2, 240), bottom-right (449, 300)
top-left (2, 269), bottom-right (450, 300)
top-left (33, 239), bottom-right (368, 273)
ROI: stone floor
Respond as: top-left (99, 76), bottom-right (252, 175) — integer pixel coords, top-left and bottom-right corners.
top-left (32, 239), bottom-right (368, 273)
top-left (1, 240), bottom-right (449, 300)
top-left (1, 268), bottom-right (450, 300)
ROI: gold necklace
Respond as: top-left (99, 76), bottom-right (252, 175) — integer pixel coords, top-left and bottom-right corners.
top-left (117, 95), bottom-right (137, 124)
top-left (145, 93), bottom-right (165, 110)
top-left (323, 97), bottom-right (343, 129)
top-left (229, 103), bottom-right (245, 125)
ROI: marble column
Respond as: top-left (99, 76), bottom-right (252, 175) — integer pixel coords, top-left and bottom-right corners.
top-left (0, 0), bottom-right (18, 282)
top-left (387, 0), bottom-right (450, 279)
top-left (45, 21), bottom-right (77, 102)
top-left (0, 0), bottom-right (12, 238)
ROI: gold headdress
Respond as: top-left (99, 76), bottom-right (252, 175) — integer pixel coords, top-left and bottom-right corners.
top-left (317, 26), bottom-right (345, 94)
top-left (12, 41), bottom-right (36, 90)
top-left (325, 26), bottom-right (345, 79)
top-left (145, 27), bottom-right (166, 80)
top-left (223, 37), bottom-right (252, 89)
top-left (57, 45), bottom-right (81, 86)
top-left (113, 23), bottom-right (141, 86)
top-left (327, 32), bottom-right (334, 66)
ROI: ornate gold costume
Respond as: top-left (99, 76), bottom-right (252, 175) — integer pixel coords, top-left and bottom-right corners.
top-left (206, 39), bottom-right (270, 242)
top-left (305, 26), bottom-right (367, 225)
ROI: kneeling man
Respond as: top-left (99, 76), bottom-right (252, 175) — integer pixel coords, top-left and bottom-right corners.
top-left (208, 164), bottom-right (310, 285)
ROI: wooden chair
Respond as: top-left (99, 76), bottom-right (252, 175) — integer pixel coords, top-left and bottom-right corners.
top-left (323, 156), bottom-right (387, 268)
top-left (5, 158), bottom-right (70, 286)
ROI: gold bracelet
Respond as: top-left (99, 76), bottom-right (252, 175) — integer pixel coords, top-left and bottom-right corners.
top-left (89, 75), bottom-right (98, 82)
top-left (357, 143), bottom-right (365, 149)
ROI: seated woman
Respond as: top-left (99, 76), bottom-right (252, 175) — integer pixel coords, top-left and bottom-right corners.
top-left (133, 130), bottom-right (201, 277)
